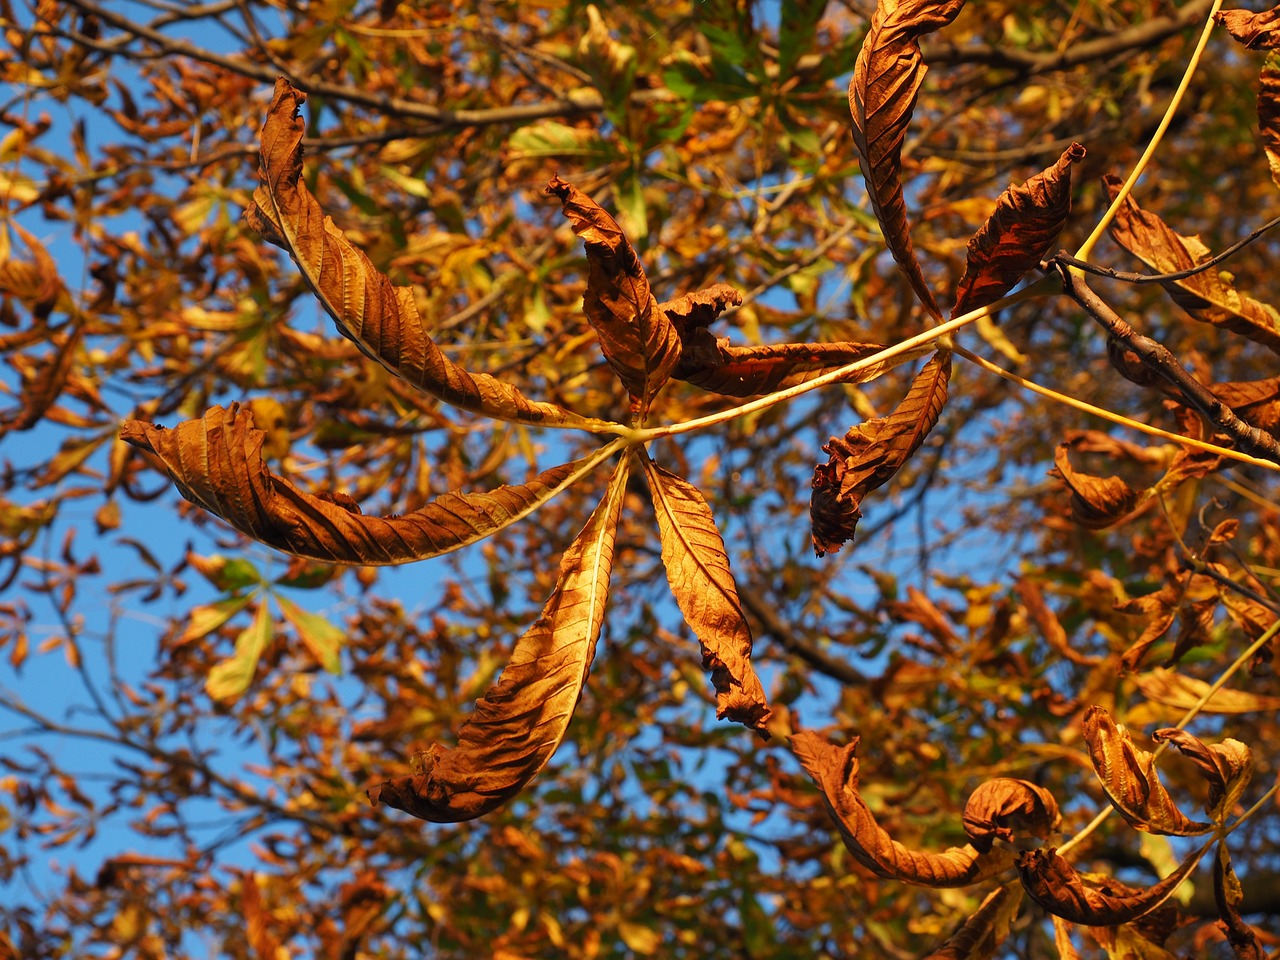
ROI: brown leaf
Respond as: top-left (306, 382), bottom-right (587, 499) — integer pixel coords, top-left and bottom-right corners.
top-left (791, 729), bottom-right (1013, 886)
top-left (1260, 54), bottom-right (1280, 190)
top-left (962, 779), bottom-right (1061, 853)
top-left (1081, 705), bottom-right (1211, 836)
top-left (924, 883), bottom-right (1024, 960)
top-left (810, 350), bottom-right (951, 556)
top-left (368, 457), bottom-right (628, 821)
top-left (1151, 727), bottom-right (1253, 819)
top-left (849, 0), bottom-right (966, 319)
top-left (120, 404), bottom-right (614, 565)
top-left (1014, 578), bottom-right (1101, 667)
top-left (1213, 843), bottom-right (1267, 960)
top-left (952, 143), bottom-right (1086, 318)
top-left (1104, 176), bottom-right (1280, 355)
top-left (642, 458), bottom-right (771, 734)
top-left (1051, 443), bottom-right (1141, 529)
top-left (1211, 376), bottom-right (1280, 434)
top-left (1015, 842), bottom-right (1205, 925)
top-left (545, 176), bottom-right (680, 418)
top-left (662, 283), bottom-right (915, 395)
top-left (244, 79), bottom-right (612, 431)
top-left (1136, 667), bottom-right (1280, 715)
top-left (1215, 8), bottom-right (1280, 49)
top-left (2, 322), bottom-right (82, 435)
top-left (1116, 583), bottom-right (1181, 672)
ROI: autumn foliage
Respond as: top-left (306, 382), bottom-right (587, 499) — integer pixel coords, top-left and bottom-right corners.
top-left (2, 0), bottom-right (1280, 957)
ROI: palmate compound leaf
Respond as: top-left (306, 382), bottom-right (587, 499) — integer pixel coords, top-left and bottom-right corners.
top-left (545, 176), bottom-right (680, 420)
top-left (660, 283), bottom-right (926, 396)
top-left (952, 143), bottom-right (1086, 318)
top-left (923, 883), bottom-right (1023, 960)
top-left (640, 456), bottom-right (771, 734)
top-left (849, 0), bottom-right (967, 319)
top-left (791, 729), bottom-right (1014, 886)
top-left (810, 349), bottom-right (951, 556)
top-left (367, 455), bottom-right (629, 822)
top-left (1015, 840), bottom-right (1208, 926)
top-left (1081, 705), bottom-right (1212, 836)
top-left (244, 79), bottom-right (615, 432)
top-left (119, 404), bottom-right (618, 565)
top-left (1104, 176), bottom-right (1280, 355)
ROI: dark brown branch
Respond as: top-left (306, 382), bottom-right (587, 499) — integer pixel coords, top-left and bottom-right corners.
top-left (57, 0), bottom-right (669, 128)
top-left (923, 0), bottom-right (1215, 75)
top-left (1055, 214), bottom-right (1280, 285)
top-left (740, 590), bottom-right (868, 687)
top-left (1052, 262), bottom-right (1280, 465)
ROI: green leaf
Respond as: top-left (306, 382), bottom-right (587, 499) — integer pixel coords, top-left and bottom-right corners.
top-left (175, 595), bottom-right (254, 647)
top-left (275, 593), bottom-right (344, 674)
top-left (206, 600), bottom-right (274, 702)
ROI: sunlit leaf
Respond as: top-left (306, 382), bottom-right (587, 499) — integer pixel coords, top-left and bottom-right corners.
top-left (244, 79), bottom-right (615, 431)
top-left (792, 729), bottom-right (1013, 886)
top-left (810, 350), bottom-right (950, 556)
top-left (923, 883), bottom-right (1023, 960)
top-left (642, 457), bottom-right (771, 734)
top-left (1104, 176), bottom-right (1280, 355)
top-left (961, 778), bottom-right (1060, 853)
top-left (1214, 843), bottom-right (1266, 960)
top-left (952, 143), bottom-right (1085, 318)
top-left (546, 175), bottom-right (680, 418)
top-left (120, 404), bottom-right (616, 565)
top-left (849, 0), bottom-right (966, 318)
top-left (275, 594), bottom-right (343, 674)
top-left (206, 601), bottom-right (273, 702)
top-left (1150, 727), bottom-right (1253, 822)
top-left (367, 456), bottom-right (627, 821)
top-left (1135, 667), bottom-right (1280, 715)
top-left (1081, 705), bottom-right (1211, 835)
top-left (1215, 8), bottom-right (1280, 49)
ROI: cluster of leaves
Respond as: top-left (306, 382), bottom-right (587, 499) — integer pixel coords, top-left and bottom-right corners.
top-left (3, 0), bottom-right (1280, 957)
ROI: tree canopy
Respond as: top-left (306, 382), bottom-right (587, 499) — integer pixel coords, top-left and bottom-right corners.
top-left (1, 0), bottom-right (1279, 957)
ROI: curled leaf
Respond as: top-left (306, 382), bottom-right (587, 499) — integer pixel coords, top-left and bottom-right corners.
top-left (953, 143), bottom-right (1086, 318)
top-left (1081, 705), bottom-right (1211, 836)
top-left (368, 457), bottom-right (628, 821)
top-left (962, 778), bottom-right (1061, 853)
top-left (642, 458), bottom-right (771, 734)
top-left (1215, 8), bottom-right (1280, 49)
top-left (1136, 667), bottom-right (1280, 715)
top-left (810, 350), bottom-right (951, 556)
top-left (924, 883), bottom-right (1023, 960)
top-left (1104, 176), bottom-right (1280, 355)
top-left (245, 79), bottom-right (612, 431)
top-left (1260, 54), bottom-right (1280, 191)
top-left (1015, 842), bottom-right (1205, 926)
top-left (1151, 727), bottom-right (1253, 820)
top-left (791, 729), bottom-right (1012, 886)
top-left (849, 0), bottom-right (966, 318)
top-left (1214, 843), bottom-right (1266, 960)
top-left (1051, 444), bottom-right (1141, 529)
top-left (545, 175), bottom-right (679, 417)
top-left (121, 404), bottom-right (614, 565)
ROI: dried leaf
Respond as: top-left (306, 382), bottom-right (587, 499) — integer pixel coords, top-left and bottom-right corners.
top-left (1081, 705), bottom-right (1211, 835)
top-left (1260, 54), bottom-right (1280, 191)
top-left (1116, 583), bottom-right (1181, 672)
top-left (1135, 667), bottom-right (1280, 715)
top-left (1015, 842), bottom-right (1205, 925)
top-left (545, 175), bottom-right (680, 418)
top-left (1214, 843), bottom-right (1266, 960)
top-left (1052, 916), bottom-right (1082, 960)
top-left (1210, 376), bottom-right (1280, 433)
top-left (952, 143), bottom-right (1086, 318)
top-left (120, 404), bottom-right (614, 565)
top-left (368, 457), bottom-right (628, 821)
top-left (2, 323), bottom-right (82, 435)
top-left (810, 350), bottom-right (951, 556)
top-left (1104, 176), bottom-right (1280, 355)
top-left (849, 0), bottom-right (966, 318)
top-left (1051, 443), bottom-right (1141, 529)
top-left (1014, 578), bottom-right (1101, 667)
top-left (1151, 727), bottom-right (1253, 820)
top-left (962, 778), bottom-right (1061, 853)
top-left (924, 883), bottom-right (1023, 960)
top-left (791, 729), bottom-right (1012, 886)
top-left (642, 458), bottom-right (771, 734)
top-left (1215, 7), bottom-right (1280, 49)
top-left (244, 79), bottom-right (612, 431)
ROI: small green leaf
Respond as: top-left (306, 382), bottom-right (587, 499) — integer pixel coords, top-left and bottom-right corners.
top-left (275, 593), bottom-right (344, 674)
top-left (175, 595), bottom-right (253, 647)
